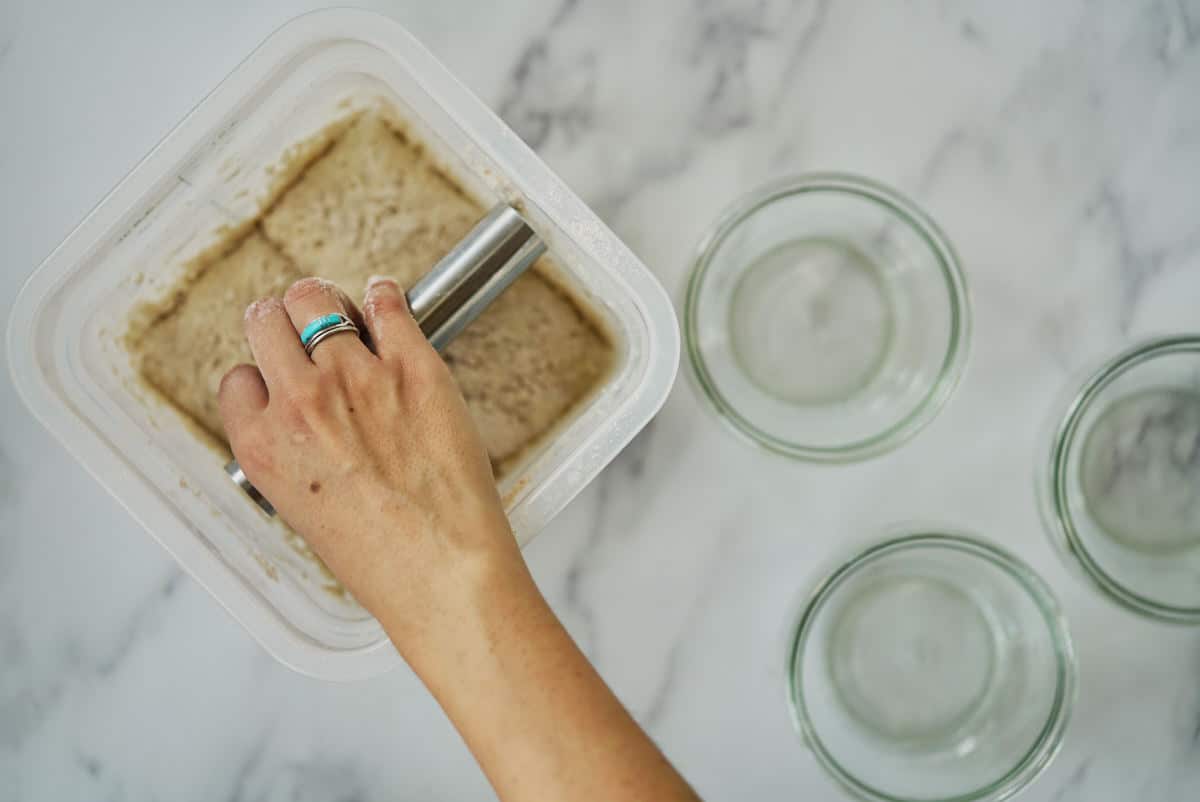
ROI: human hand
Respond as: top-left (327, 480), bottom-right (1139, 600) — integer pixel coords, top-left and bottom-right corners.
top-left (218, 276), bottom-right (699, 802)
top-left (218, 276), bottom-right (531, 663)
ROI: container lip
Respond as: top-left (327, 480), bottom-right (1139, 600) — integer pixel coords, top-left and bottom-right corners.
top-left (6, 7), bottom-right (677, 680)
top-left (683, 172), bottom-right (971, 463)
top-left (6, 300), bottom-right (401, 681)
top-left (8, 281), bottom-right (402, 683)
top-left (786, 530), bottom-right (1077, 802)
top-left (1042, 335), bottom-right (1200, 624)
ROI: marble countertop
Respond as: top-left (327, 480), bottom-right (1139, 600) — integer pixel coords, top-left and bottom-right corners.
top-left (2, 0), bottom-right (1198, 799)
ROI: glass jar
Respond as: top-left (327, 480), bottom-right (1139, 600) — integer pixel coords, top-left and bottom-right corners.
top-left (685, 174), bottom-right (970, 461)
top-left (1040, 336), bottom-right (1200, 623)
top-left (787, 532), bottom-right (1076, 802)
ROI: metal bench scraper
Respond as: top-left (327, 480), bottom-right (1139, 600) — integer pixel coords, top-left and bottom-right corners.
top-left (226, 202), bottom-right (545, 516)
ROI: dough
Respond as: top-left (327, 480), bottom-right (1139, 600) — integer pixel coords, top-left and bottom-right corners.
top-left (262, 112), bottom-right (481, 289)
top-left (444, 275), bottom-right (613, 462)
top-left (137, 232), bottom-right (304, 439)
top-left (131, 112), bottom-right (613, 473)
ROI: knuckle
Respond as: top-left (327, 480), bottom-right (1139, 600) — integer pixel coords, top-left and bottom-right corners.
top-left (275, 400), bottom-right (316, 440)
top-left (218, 363), bottom-right (257, 396)
top-left (356, 361), bottom-right (402, 403)
top-left (231, 427), bottom-right (274, 476)
top-left (380, 358), bottom-right (407, 383)
top-left (280, 378), bottom-right (326, 415)
top-left (284, 277), bottom-right (337, 307)
top-left (340, 361), bottom-right (377, 395)
top-left (409, 351), bottom-right (453, 385)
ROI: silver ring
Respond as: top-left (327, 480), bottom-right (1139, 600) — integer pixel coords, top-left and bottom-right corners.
top-left (303, 321), bottom-right (359, 357)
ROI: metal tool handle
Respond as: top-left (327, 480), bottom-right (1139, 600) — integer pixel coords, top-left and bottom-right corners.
top-left (227, 203), bottom-right (545, 516)
top-left (408, 203), bottom-right (546, 350)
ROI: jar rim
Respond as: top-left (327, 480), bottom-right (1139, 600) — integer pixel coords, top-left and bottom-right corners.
top-left (786, 531), bottom-right (1077, 802)
top-left (1043, 335), bottom-right (1200, 623)
top-left (683, 172), bottom-right (971, 462)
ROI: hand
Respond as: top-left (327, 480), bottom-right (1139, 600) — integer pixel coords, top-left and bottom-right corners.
top-left (218, 275), bottom-right (530, 662)
top-left (219, 275), bottom-right (700, 802)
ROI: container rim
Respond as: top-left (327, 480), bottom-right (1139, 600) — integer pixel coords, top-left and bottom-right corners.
top-left (5, 7), bottom-right (679, 680)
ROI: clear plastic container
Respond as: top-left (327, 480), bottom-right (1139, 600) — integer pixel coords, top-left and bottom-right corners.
top-left (6, 10), bottom-right (679, 680)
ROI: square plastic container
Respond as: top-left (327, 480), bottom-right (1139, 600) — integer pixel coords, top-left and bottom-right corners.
top-left (7, 9), bottom-right (678, 680)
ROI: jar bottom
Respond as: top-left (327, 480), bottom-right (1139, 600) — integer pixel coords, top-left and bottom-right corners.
top-left (729, 236), bottom-right (893, 406)
top-left (1079, 387), bottom-right (1200, 554)
top-left (827, 574), bottom-right (998, 749)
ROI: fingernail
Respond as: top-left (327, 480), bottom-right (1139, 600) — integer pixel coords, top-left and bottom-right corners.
top-left (367, 274), bottom-right (398, 290)
top-left (244, 297), bottom-right (281, 322)
top-left (288, 276), bottom-right (339, 297)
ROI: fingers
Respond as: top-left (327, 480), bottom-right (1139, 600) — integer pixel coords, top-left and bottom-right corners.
top-left (362, 275), bottom-right (435, 363)
top-left (328, 285), bottom-right (377, 355)
top-left (217, 363), bottom-right (268, 442)
top-left (243, 297), bottom-right (312, 391)
top-left (283, 278), bottom-right (371, 368)
top-left (331, 286), bottom-right (368, 343)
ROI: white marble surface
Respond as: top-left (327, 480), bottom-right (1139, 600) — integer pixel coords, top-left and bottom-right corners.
top-left (2, 0), bottom-right (1199, 799)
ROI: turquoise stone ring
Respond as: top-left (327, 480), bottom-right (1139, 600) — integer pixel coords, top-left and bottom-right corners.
top-left (300, 313), bottom-right (352, 347)
top-left (300, 312), bottom-right (359, 357)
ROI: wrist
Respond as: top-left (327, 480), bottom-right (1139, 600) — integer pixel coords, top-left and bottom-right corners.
top-left (376, 533), bottom-right (547, 676)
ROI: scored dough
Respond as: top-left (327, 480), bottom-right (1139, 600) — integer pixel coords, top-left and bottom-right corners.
top-left (262, 112), bottom-right (481, 288)
top-left (137, 232), bottom-right (304, 440)
top-left (444, 275), bottom-right (613, 462)
top-left (132, 111), bottom-right (613, 472)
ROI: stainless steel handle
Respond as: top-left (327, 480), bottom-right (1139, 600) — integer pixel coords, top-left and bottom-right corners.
top-left (226, 460), bottom-right (275, 516)
top-left (227, 202), bottom-right (544, 516)
top-left (408, 203), bottom-right (545, 349)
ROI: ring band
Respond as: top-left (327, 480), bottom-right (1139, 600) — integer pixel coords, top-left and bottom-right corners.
top-left (304, 321), bottom-right (359, 357)
top-left (300, 312), bottom-right (354, 347)
top-left (300, 312), bottom-right (359, 357)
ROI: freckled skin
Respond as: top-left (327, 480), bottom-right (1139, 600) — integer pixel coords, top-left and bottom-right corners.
top-left (218, 276), bottom-right (700, 802)
top-left (223, 277), bottom-right (514, 626)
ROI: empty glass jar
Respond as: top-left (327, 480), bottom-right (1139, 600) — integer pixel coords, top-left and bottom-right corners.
top-left (1040, 336), bottom-right (1200, 622)
top-left (787, 532), bottom-right (1076, 802)
top-left (685, 174), bottom-right (970, 461)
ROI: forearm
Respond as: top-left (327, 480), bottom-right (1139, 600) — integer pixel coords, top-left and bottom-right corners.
top-left (223, 277), bottom-right (699, 799)
top-left (379, 557), bottom-right (701, 802)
